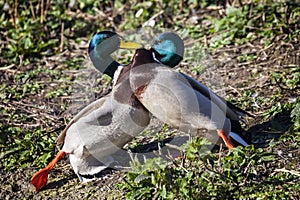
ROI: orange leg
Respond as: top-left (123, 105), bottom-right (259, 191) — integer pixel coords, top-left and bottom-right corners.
top-left (217, 129), bottom-right (234, 149)
top-left (31, 151), bottom-right (66, 192)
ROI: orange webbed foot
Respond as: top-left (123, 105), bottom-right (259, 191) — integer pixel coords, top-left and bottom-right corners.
top-left (31, 151), bottom-right (66, 192)
top-left (31, 167), bottom-right (50, 192)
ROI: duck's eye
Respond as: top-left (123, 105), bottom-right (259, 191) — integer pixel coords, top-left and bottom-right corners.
top-left (154, 39), bottom-right (162, 44)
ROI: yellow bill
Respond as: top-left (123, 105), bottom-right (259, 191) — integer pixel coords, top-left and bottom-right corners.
top-left (120, 40), bottom-right (143, 49)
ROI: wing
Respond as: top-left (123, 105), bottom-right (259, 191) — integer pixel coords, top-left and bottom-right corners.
top-left (179, 72), bottom-right (251, 121)
top-left (56, 94), bottom-right (111, 148)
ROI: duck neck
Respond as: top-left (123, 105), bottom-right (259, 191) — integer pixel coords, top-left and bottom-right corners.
top-left (150, 48), bottom-right (182, 68)
top-left (91, 53), bottom-right (120, 78)
top-left (103, 60), bottom-right (120, 78)
top-left (131, 49), bottom-right (156, 67)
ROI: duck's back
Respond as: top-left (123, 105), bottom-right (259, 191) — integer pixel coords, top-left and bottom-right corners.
top-left (129, 55), bottom-right (230, 133)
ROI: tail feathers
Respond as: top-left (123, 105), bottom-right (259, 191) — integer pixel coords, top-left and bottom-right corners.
top-left (70, 154), bottom-right (115, 183)
top-left (77, 167), bottom-right (114, 183)
top-left (229, 132), bottom-right (249, 147)
top-left (31, 151), bottom-right (66, 192)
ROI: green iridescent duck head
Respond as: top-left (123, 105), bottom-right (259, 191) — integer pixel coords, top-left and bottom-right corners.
top-left (150, 32), bottom-right (184, 68)
top-left (88, 31), bottom-right (142, 77)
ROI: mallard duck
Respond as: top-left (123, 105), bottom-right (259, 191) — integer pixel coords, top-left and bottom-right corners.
top-left (129, 32), bottom-right (250, 148)
top-left (31, 31), bottom-right (150, 192)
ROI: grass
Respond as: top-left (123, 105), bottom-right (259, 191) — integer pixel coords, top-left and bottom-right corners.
top-left (120, 142), bottom-right (299, 199)
top-left (0, 0), bottom-right (299, 199)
